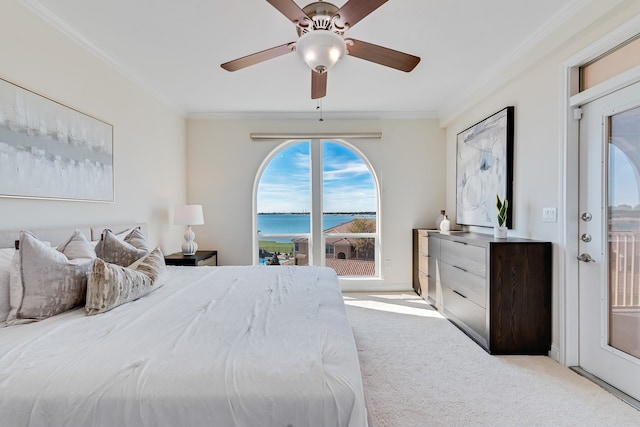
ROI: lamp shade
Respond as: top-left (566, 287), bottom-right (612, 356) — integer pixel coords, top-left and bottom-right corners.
top-left (296, 30), bottom-right (346, 74)
top-left (174, 204), bottom-right (204, 226)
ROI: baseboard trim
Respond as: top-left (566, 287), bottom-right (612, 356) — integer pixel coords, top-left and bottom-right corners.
top-left (570, 366), bottom-right (640, 411)
top-left (548, 344), bottom-right (560, 362)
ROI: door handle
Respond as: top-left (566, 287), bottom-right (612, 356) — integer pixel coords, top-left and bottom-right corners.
top-left (581, 212), bottom-right (592, 222)
top-left (577, 253), bottom-right (595, 263)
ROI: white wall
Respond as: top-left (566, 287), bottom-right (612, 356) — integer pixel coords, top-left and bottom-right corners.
top-left (0, 1), bottom-right (187, 252)
top-left (440, 1), bottom-right (640, 357)
top-left (187, 118), bottom-right (445, 290)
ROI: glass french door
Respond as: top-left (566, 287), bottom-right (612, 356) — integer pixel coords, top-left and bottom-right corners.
top-left (578, 81), bottom-right (640, 400)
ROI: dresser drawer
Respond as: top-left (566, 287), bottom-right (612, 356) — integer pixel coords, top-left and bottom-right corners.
top-left (442, 284), bottom-right (487, 344)
top-left (427, 272), bottom-right (438, 304)
top-left (428, 255), bottom-right (438, 280)
top-left (418, 232), bottom-right (429, 257)
top-left (418, 270), bottom-right (429, 293)
top-left (440, 239), bottom-right (486, 277)
top-left (439, 261), bottom-right (486, 308)
top-left (418, 254), bottom-right (428, 274)
top-left (428, 237), bottom-right (440, 260)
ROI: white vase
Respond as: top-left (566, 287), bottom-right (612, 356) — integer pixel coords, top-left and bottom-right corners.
top-left (494, 226), bottom-right (507, 239)
top-left (435, 210), bottom-right (446, 229)
top-left (439, 215), bottom-right (451, 232)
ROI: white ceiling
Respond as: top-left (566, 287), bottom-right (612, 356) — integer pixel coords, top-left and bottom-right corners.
top-left (24, 0), bottom-right (582, 118)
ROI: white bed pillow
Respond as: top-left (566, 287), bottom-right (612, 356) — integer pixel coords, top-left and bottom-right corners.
top-left (0, 248), bottom-right (15, 327)
top-left (6, 231), bottom-right (94, 326)
top-left (86, 247), bottom-right (165, 315)
top-left (95, 228), bottom-right (149, 266)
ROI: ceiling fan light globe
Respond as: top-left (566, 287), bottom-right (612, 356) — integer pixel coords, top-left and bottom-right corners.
top-left (296, 30), bottom-right (345, 73)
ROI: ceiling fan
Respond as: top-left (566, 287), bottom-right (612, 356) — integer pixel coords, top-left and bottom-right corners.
top-left (221, 0), bottom-right (421, 99)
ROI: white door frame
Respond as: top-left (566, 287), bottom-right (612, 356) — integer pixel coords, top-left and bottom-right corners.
top-left (561, 15), bottom-right (640, 367)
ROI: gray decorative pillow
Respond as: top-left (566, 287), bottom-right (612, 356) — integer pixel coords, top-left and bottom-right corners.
top-left (6, 231), bottom-right (93, 325)
top-left (86, 247), bottom-right (165, 315)
top-left (56, 229), bottom-right (96, 260)
top-left (0, 248), bottom-right (14, 326)
top-left (95, 228), bottom-right (148, 266)
top-left (123, 227), bottom-right (150, 253)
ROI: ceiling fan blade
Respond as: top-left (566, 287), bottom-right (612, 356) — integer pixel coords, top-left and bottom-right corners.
top-left (266, 0), bottom-right (309, 26)
top-left (333, 0), bottom-right (388, 29)
top-left (347, 39), bottom-right (420, 72)
top-left (311, 71), bottom-right (327, 99)
top-left (221, 43), bottom-right (295, 72)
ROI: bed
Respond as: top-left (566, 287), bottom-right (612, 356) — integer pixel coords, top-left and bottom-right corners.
top-left (0, 224), bottom-right (368, 427)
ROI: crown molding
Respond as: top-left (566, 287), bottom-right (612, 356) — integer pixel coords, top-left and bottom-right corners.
top-left (19, 0), bottom-right (186, 117)
top-left (438, 0), bottom-right (593, 127)
top-left (188, 110), bottom-right (438, 121)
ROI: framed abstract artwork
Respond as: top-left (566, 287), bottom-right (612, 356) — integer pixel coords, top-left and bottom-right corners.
top-left (0, 78), bottom-right (114, 202)
top-left (456, 106), bottom-right (514, 228)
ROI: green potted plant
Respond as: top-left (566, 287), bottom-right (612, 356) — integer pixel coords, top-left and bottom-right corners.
top-left (495, 194), bottom-right (508, 239)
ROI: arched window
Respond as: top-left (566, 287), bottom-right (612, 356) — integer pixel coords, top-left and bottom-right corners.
top-left (254, 139), bottom-right (379, 277)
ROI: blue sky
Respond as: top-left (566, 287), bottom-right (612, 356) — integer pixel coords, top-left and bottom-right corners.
top-left (257, 141), bottom-right (377, 213)
top-left (610, 144), bottom-right (639, 208)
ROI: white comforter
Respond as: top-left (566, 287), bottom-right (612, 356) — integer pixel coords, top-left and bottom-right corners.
top-left (0, 265), bottom-right (368, 427)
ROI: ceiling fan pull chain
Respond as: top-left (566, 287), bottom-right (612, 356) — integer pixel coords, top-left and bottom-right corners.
top-left (317, 99), bottom-right (324, 122)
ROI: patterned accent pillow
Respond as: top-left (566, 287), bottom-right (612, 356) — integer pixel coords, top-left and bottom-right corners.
top-left (95, 228), bottom-right (148, 266)
top-left (6, 231), bottom-right (94, 325)
top-left (128, 247), bottom-right (166, 282)
top-left (86, 247), bottom-right (165, 315)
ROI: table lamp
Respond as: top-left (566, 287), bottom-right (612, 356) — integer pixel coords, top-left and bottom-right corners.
top-left (174, 204), bottom-right (204, 255)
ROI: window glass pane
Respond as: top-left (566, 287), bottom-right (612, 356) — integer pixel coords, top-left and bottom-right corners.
top-left (322, 141), bottom-right (377, 276)
top-left (325, 238), bottom-right (376, 276)
top-left (257, 141), bottom-right (310, 216)
top-left (322, 141), bottom-right (377, 222)
top-left (580, 36), bottom-right (640, 92)
top-left (257, 141), bottom-right (310, 265)
top-left (608, 106), bottom-right (640, 359)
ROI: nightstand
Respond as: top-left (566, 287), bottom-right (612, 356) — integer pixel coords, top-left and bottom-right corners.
top-left (164, 250), bottom-right (218, 266)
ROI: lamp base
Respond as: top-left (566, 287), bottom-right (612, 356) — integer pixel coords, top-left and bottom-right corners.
top-left (182, 226), bottom-right (198, 255)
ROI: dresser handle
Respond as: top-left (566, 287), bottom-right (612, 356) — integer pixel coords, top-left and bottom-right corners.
top-left (453, 290), bottom-right (467, 298)
top-left (453, 265), bottom-right (467, 272)
top-left (453, 241), bottom-right (468, 245)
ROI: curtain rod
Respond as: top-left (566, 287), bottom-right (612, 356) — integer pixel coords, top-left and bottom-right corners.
top-left (249, 132), bottom-right (382, 140)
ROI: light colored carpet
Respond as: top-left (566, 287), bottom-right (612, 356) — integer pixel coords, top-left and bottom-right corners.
top-left (343, 292), bottom-right (640, 427)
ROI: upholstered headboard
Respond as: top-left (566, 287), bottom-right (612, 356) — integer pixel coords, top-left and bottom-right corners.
top-left (0, 223), bottom-right (147, 249)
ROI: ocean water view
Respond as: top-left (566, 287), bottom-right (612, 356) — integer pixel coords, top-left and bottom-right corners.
top-left (257, 213), bottom-right (376, 238)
